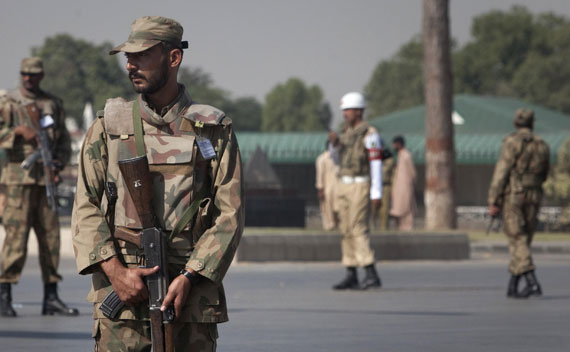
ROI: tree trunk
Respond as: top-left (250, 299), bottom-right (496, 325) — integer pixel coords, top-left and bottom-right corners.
top-left (423, 0), bottom-right (457, 229)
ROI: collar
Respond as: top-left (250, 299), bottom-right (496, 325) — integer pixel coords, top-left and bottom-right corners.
top-left (19, 86), bottom-right (43, 100)
top-left (138, 84), bottom-right (191, 126)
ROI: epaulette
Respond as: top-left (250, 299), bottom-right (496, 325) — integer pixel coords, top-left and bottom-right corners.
top-left (182, 103), bottom-right (230, 127)
top-left (103, 97), bottom-right (134, 135)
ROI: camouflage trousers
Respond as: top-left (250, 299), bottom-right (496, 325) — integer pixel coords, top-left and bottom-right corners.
top-left (503, 195), bottom-right (539, 276)
top-left (0, 185), bottom-right (62, 284)
top-left (93, 318), bottom-right (218, 352)
top-left (337, 181), bottom-right (375, 267)
top-left (376, 184), bottom-right (392, 230)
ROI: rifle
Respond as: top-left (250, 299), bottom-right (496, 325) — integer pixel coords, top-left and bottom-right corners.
top-left (486, 214), bottom-right (502, 235)
top-left (486, 197), bottom-right (504, 235)
top-left (20, 103), bottom-right (58, 211)
top-left (100, 155), bottom-right (174, 352)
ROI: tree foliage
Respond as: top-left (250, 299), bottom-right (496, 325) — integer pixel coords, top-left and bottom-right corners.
top-left (178, 66), bottom-right (262, 131)
top-left (365, 6), bottom-right (570, 117)
top-left (32, 34), bottom-right (132, 128)
top-left (364, 37), bottom-right (424, 118)
top-left (262, 78), bottom-right (331, 132)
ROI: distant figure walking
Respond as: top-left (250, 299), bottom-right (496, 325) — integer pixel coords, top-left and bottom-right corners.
top-left (315, 143), bottom-right (339, 230)
top-left (488, 109), bottom-right (549, 298)
top-left (390, 136), bottom-right (417, 231)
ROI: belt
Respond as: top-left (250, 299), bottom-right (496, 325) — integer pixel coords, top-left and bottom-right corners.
top-left (341, 175), bottom-right (369, 184)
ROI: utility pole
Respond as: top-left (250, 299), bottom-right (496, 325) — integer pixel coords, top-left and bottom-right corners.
top-left (423, 0), bottom-right (457, 229)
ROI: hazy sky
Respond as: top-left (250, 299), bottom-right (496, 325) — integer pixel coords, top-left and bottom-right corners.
top-left (2, 0), bottom-right (570, 124)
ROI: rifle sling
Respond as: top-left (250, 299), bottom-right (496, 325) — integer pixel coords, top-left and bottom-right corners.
top-left (132, 100), bottom-right (146, 157)
top-left (131, 99), bottom-right (210, 243)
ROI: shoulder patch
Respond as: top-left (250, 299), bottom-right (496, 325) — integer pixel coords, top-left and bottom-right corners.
top-left (182, 104), bottom-right (227, 126)
top-left (103, 97), bottom-right (134, 135)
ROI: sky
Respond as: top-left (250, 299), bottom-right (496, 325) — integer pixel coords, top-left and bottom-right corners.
top-left (2, 0), bottom-right (570, 126)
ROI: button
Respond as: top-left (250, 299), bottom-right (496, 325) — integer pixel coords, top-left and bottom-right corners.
top-left (197, 262), bottom-right (203, 268)
top-left (89, 254), bottom-right (96, 260)
top-left (101, 249), bottom-right (107, 255)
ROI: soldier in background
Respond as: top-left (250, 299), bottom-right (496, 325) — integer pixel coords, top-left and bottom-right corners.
top-left (0, 57), bottom-right (77, 317)
top-left (377, 148), bottom-right (395, 230)
top-left (488, 109), bottom-right (549, 298)
top-left (72, 16), bottom-right (244, 350)
top-left (315, 142), bottom-right (339, 230)
top-left (329, 92), bottom-right (382, 290)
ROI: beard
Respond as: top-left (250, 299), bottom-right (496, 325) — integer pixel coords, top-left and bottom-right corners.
top-left (129, 56), bottom-right (170, 94)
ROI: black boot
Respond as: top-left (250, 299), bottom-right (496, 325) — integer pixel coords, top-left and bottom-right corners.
top-left (42, 283), bottom-right (79, 316)
top-left (506, 275), bottom-right (520, 298)
top-left (517, 270), bottom-right (542, 298)
top-left (361, 264), bottom-right (382, 290)
top-left (333, 267), bottom-right (359, 290)
top-left (0, 283), bottom-right (17, 317)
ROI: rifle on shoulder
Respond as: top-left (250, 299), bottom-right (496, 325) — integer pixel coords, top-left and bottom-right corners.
top-left (100, 155), bottom-right (174, 352)
top-left (20, 103), bottom-right (59, 211)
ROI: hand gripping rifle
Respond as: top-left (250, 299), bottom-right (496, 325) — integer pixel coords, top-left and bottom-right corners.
top-left (20, 103), bottom-right (58, 211)
top-left (486, 214), bottom-right (502, 235)
top-left (100, 155), bottom-right (174, 352)
top-left (486, 197), bottom-right (503, 236)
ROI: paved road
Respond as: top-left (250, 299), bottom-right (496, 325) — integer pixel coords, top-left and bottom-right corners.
top-left (1, 254), bottom-right (569, 351)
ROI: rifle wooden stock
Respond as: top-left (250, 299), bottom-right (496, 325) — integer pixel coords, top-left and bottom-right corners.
top-left (117, 154), bottom-right (174, 352)
top-left (150, 310), bottom-right (166, 352)
top-left (118, 155), bottom-right (155, 228)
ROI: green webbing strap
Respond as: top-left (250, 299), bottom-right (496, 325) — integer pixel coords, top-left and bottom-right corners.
top-left (168, 194), bottom-right (204, 243)
top-left (132, 100), bottom-right (146, 157)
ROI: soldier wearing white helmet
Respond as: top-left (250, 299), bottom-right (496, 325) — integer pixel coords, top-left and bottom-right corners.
top-left (328, 92), bottom-right (382, 290)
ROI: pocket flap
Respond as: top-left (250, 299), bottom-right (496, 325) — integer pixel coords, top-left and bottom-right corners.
top-left (144, 134), bottom-right (195, 164)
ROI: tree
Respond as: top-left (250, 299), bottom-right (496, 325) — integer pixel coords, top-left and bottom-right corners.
top-left (32, 34), bottom-right (132, 128)
top-left (364, 37), bottom-right (424, 118)
top-left (366, 6), bottom-right (570, 116)
top-left (178, 66), bottom-right (262, 131)
top-left (224, 97), bottom-right (262, 131)
top-left (423, 0), bottom-right (457, 229)
top-left (262, 78), bottom-right (331, 132)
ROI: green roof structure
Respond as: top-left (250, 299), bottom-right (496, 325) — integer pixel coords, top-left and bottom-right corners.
top-left (236, 94), bottom-right (570, 165)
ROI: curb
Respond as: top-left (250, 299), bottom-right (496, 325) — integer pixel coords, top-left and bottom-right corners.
top-left (470, 241), bottom-right (570, 255)
top-left (237, 232), bottom-right (470, 261)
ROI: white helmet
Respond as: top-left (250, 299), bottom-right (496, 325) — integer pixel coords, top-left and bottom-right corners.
top-left (340, 92), bottom-right (366, 110)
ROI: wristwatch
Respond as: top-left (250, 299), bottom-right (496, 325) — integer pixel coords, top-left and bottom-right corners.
top-left (179, 269), bottom-right (201, 285)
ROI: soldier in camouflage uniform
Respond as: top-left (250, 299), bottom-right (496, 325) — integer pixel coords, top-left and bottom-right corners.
top-left (329, 92), bottom-right (382, 290)
top-left (377, 148), bottom-right (395, 230)
top-left (71, 16), bottom-right (244, 351)
top-left (0, 57), bottom-right (77, 317)
top-left (488, 109), bottom-right (549, 299)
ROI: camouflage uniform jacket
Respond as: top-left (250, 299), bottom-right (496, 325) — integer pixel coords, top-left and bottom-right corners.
top-left (0, 88), bottom-right (71, 185)
top-left (338, 122), bottom-right (378, 177)
top-left (71, 85), bottom-right (244, 323)
top-left (382, 157), bottom-right (395, 186)
top-left (488, 127), bottom-right (550, 206)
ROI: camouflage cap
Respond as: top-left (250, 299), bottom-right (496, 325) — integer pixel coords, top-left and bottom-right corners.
top-left (109, 16), bottom-right (188, 55)
top-left (20, 57), bottom-right (43, 74)
top-left (514, 108), bottom-right (534, 127)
